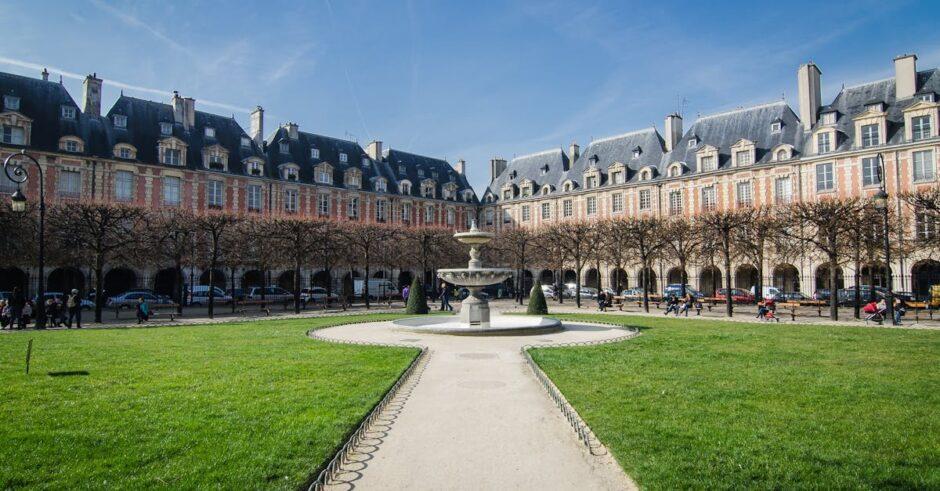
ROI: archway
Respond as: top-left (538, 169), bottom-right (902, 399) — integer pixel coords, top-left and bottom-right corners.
top-left (104, 267), bottom-right (137, 296)
top-left (539, 269), bottom-right (554, 286)
top-left (734, 264), bottom-right (759, 292)
top-left (199, 269), bottom-right (226, 289)
top-left (373, 270), bottom-right (387, 279)
top-left (911, 260), bottom-right (940, 300)
top-left (313, 270), bottom-right (332, 289)
top-left (520, 270), bottom-right (534, 296)
top-left (153, 268), bottom-right (182, 299)
top-left (637, 267), bottom-right (657, 293)
top-left (860, 263), bottom-right (892, 289)
top-left (277, 271), bottom-right (296, 292)
top-left (397, 271), bottom-right (413, 289)
top-left (610, 268), bottom-right (628, 292)
top-left (584, 268), bottom-right (600, 290)
top-left (666, 267), bottom-right (687, 286)
top-left (563, 269), bottom-right (577, 284)
top-left (47, 267), bottom-right (84, 295)
top-left (699, 266), bottom-right (722, 296)
top-left (815, 264), bottom-right (844, 293)
top-left (772, 264), bottom-right (800, 293)
top-left (241, 270), bottom-right (264, 289)
top-left (0, 267), bottom-right (28, 293)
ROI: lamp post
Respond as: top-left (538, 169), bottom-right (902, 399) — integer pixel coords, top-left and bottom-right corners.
top-left (4, 149), bottom-right (46, 328)
top-left (873, 153), bottom-right (895, 325)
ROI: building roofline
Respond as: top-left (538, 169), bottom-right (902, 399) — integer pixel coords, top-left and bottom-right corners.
top-left (589, 127), bottom-right (657, 144)
top-left (695, 100), bottom-right (788, 121)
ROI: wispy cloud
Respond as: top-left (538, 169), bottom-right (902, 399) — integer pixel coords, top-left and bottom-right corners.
top-left (264, 43), bottom-right (317, 83)
top-left (323, 0), bottom-right (372, 141)
top-left (0, 55), bottom-right (250, 113)
top-left (88, 0), bottom-right (195, 58)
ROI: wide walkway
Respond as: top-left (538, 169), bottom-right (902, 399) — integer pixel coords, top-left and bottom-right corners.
top-left (314, 320), bottom-right (638, 491)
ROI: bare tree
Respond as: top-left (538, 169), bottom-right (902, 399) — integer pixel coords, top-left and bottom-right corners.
top-left (780, 198), bottom-right (862, 320)
top-left (662, 217), bottom-right (703, 297)
top-left (404, 227), bottom-right (453, 287)
top-left (344, 222), bottom-right (401, 308)
top-left (599, 219), bottom-right (631, 294)
top-left (614, 216), bottom-right (666, 312)
top-left (491, 228), bottom-right (538, 305)
top-left (697, 210), bottom-right (750, 317)
top-left (902, 188), bottom-right (940, 255)
top-left (48, 202), bottom-right (149, 322)
top-left (194, 211), bottom-right (240, 318)
top-left (313, 219), bottom-right (345, 303)
top-left (148, 209), bottom-right (196, 314)
top-left (238, 216), bottom-right (277, 301)
top-left (269, 216), bottom-right (326, 313)
top-left (734, 207), bottom-right (782, 305)
top-left (531, 229), bottom-right (569, 304)
top-left (550, 221), bottom-right (598, 308)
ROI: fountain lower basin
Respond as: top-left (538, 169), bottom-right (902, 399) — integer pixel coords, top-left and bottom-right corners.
top-left (437, 268), bottom-right (513, 287)
top-left (392, 315), bottom-right (562, 336)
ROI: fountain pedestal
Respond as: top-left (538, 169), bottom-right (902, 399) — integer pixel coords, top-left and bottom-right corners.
top-left (460, 287), bottom-right (490, 328)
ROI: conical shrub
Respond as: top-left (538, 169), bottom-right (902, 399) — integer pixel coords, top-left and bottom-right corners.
top-left (527, 280), bottom-right (549, 315)
top-left (405, 276), bottom-right (430, 314)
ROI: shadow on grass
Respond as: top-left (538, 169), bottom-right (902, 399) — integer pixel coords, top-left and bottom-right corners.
top-left (47, 370), bottom-right (90, 377)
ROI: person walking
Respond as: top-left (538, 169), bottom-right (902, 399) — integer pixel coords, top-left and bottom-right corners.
top-left (9, 287), bottom-right (25, 330)
top-left (439, 282), bottom-right (453, 311)
top-left (136, 297), bottom-right (150, 324)
top-left (597, 290), bottom-right (607, 311)
top-left (402, 284), bottom-right (410, 304)
top-left (0, 299), bottom-right (10, 329)
top-left (66, 289), bottom-right (82, 329)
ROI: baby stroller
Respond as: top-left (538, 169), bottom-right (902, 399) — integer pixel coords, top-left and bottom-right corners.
top-left (863, 301), bottom-right (885, 324)
top-left (757, 298), bottom-right (779, 322)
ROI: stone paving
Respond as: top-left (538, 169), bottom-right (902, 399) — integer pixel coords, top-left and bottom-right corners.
top-left (314, 320), bottom-right (638, 491)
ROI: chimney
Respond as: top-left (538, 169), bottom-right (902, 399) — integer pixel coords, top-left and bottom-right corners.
top-left (797, 62), bottom-right (822, 129)
top-left (41, 68), bottom-right (49, 81)
top-left (664, 113), bottom-right (683, 152)
top-left (250, 105), bottom-right (264, 145)
top-left (894, 54), bottom-right (918, 100)
top-left (569, 142), bottom-right (580, 161)
top-left (455, 159), bottom-right (466, 175)
top-left (171, 92), bottom-right (195, 130)
top-left (82, 73), bottom-right (102, 117)
top-left (283, 122), bottom-right (299, 140)
top-left (366, 140), bottom-right (383, 160)
top-left (489, 158), bottom-right (507, 183)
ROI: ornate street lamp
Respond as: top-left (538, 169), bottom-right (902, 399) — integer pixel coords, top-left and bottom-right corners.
top-left (3, 149), bottom-right (46, 328)
top-left (874, 153), bottom-right (895, 325)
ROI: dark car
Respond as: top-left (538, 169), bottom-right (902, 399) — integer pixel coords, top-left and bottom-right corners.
top-left (227, 288), bottom-right (247, 302)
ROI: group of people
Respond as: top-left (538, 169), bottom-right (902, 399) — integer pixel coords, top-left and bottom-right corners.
top-left (399, 282), bottom-right (455, 312)
top-left (863, 297), bottom-right (907, 325)
top-left (1, 287), bottom-right (84, 329)
top-left (663, 292), bottom-right (699, 317)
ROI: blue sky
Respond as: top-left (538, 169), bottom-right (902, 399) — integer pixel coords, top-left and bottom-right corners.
top-left (2, 0), bottom-right (939, 192)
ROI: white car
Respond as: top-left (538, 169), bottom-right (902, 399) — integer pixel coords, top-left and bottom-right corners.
top-left (188, 286), bottom-right (232, 305)
top-left (246, 286), bottom-right (293, 303)
top-left (300, 287), bottom-right (339, 303)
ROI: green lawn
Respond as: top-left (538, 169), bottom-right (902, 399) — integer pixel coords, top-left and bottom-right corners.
top-left (531, 314), bottom-right (940, 489)
top-left (0, 314), bottom-right (418, 489)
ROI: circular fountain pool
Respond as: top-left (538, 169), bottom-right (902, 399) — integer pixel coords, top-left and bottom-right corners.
top-left (392, 315), bottom-right (562, 336)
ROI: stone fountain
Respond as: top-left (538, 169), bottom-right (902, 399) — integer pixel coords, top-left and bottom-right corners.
top-left (393, 220), bottom-right (561, 335)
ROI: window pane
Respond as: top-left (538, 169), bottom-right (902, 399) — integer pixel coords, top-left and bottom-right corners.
top-left (913, 150), bottom-right (935, 182)
top-left (862, 157), bottom-right (881, 186)
top-left (115, 171), bottom-right (133, 201)
top-left (163, 177), bottom-right (180, 205)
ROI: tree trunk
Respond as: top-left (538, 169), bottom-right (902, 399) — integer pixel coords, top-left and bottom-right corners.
top-left (575, 262), bottom-right (582, 308)
top-left (829, 255), bottom-right (839, 320)
top-left (294, 261), bottom-right (301, 314)
top-left (175, 259), bottom-right (184, 315)
top-left (208, 263), bottom-right (215, 319)
top-left (642, 259), bottom-right (650, 313)
top-left (94, 264), bottom-right (104, 323)
top-left (854, 257), bottom-right (862, 319)
top-left (679, 258), bottom-right (687, 297)
top-left (724, 253), bottom-right (733, 317)
top-left (364, 258), bottom-right (371, 309)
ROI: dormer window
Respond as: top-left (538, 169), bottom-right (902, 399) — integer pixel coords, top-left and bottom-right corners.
top-left (771, 121), bottom-right (782, 133)
top-left (421, 180), bottom-right (435, 198)
top-left (610, 170), bottom-right (623, 184)
top-left (339, 152), bottom-right (348, 163)
top-left (540, 165), bottom-right (549, 175)
top-left (247, 161), bottom-right (263, 176)
top-left (639, 169), bottom-right (652, 181)
top-left (632, 147), bottom-right (642, 159)
top-left (399, 164), bottom-right (406, 174)
top-left (206, 151), bottom-right (224, 170)
top-left (113, 114), bottom-right (127, 128)
top-left (162, 148), bottom-right (182, 166)
top-left (241, 136), bottom-right (251, 148)
top-left (315, 164), bottom-right (333, 184)
top-left (912, 115), bottom-right (932, 141)
top-left (205, 127), bottom-right (215, 138)
top-left (310, 147), bottom-right (319, 159)
top-left (118, 146), bottom-right (133, 159)
top-left (283, 167), bottom-right (299, 181)
top-left (861, 124), bottom-right (880, 147)
top-left (399, 181), bottom-right (411, 194)
top-left (541, 185), bottom-right (552, 195)
top-left (563, 181), bottom-right (573, 192)
top-left (699, 155), bottom-right (716, 172)
top-left (776, 149), bottom-right (788, 161)
top-left (509, 170), bottom-right (517, 179)
top-left (61, 106), bottom-right (76, 120)
top-left (375, 178), bottom-right (387, 192)
top-left (503, 189), bottom-right (512, 200)
top-left (279, 141), bottom-right (289, 153)
top-left (3, 95), bottom-right (20, 111)
top-left (821, 112), bottom-right (836, 125)
top-left (59, 137), bottom-right (83, 153)
top-left (866, 102), bottom-right (884, 113)
top-left (362, 156), bottom-right (370, 167)
top-left (417, 169), bottom-right (425, 178)
top-left (585, 175), bottom-right (597, 189)
top-left (668, 164), bottom-right (682, 177)
top-left (160, 122), bottom-right (173, 136)
top-left (688, 137), bottom-right (697, 148)
top-left (345, 169), bottom-right (361, 188)
top-left (919, 93), bottom-right (935, 103)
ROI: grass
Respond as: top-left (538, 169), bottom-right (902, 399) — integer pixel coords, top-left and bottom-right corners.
top-left (0, 314), bottom-right (418, 489)
top-left (530, 314), bottom-right (940, 489)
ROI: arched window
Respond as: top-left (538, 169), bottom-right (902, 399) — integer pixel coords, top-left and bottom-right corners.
top-left (776, 149), bottom-right (788, 160)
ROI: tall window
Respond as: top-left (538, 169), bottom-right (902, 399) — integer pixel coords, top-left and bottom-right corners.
top-left (541, 202), bottom-right (551, 219)
top-left (913, 150), bottom-right (935, 182)
top-left (484, 208), bottom-right (494, 225)
top-left (563, 199), bottom-right (573, 217)
top-left (163, 148), bottom-right (182, 166)
top-left (424, 205), bottom-right (434, 224)
top-left (347, 197), bottom-right (359, 219)
top-left (774, 177), bottom-right (792, 204)
top-left (376, 199), bottom-right (387, 221)
top-left (862, 157), bottom-right (881, 186)
top-left (163, 176), bottom-right (181, 205)
top-left (701, 186), bottom-right (716, 211)
top-left (639, 189), bottom-right (651, 210)
top-left (861, 124), bottom-right (880, 147)
top-left (735, 151), bottom-right (751, 166)
top-left (502, 209), bottom-right (511, 224)
top-left (284, 189), bottom-right (298, 213)
top-left (279, 141), bottom-right (289, 153)
top-left (246, 184), bottom-right (262, 211)
top-left (700, 155), bottom-right (716, 172)
top-left (317, 194), bottom-right (330, 216)
top-left (586, 196), bottom-right (597, 215)
top-left (612, 193), bottom-right (624, 213)
top-left (114, 170), bottom-right (133, 201)
top-left (912, 115), bottom-right (932, 141)
top-left (1, 125), bottom-right (26, 145)
top-left (816, 163), bottom-right (834, 192)
top-left (915, 208), bottom-right (938, 240)
top-left (446, 208), bottom-right (455, 225)
top-left (817, 132), bottom-right (832, 153)
top-left (521, 205), bottom-right (531, 221)
top-left (207, 180), bottom-right (224, 208)
top-left (58, 170), bottom-right (81, 197)
top-left (402, 202), bottom-right (412, 222)
top-left (736, 181), bottom-right (752, 207)
top-left (668, 190), bottom-right (682, 215)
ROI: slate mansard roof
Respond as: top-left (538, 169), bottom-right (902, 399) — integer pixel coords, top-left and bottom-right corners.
top-left (573, 128), bottom-right (666, 183)
top-left (484, 148), bottom-right (570, 200)
top-left (0, 69), bottom-right (474, 202)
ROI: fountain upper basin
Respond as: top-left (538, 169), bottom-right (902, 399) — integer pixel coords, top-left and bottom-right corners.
top-left (437, 268), bottom-right (513, 287)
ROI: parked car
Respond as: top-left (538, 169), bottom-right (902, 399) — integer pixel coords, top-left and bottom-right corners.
top-left (838, 286), bottom-right (885, 304)
top-left (619, 288), bottom-right (648, 297)
top-left (227, 288), bottom-right (248, 302)
top-left (715, 288), bottom-right (755, 303)
top-left (663, 284), bottom-right (704, 299)
top-left (107, 291), bottom-right (166, 309)
top-left (300, 287), bottom-right (339, 303)
top-left (566, 286), bottom-right (598, 299)
top-left (246, 286), bottom-right (293, 303)
top-left (188, 286), bottom-right (232, 305)
top-left (751, 285), bottom-right (784, 300)
top-left (781, 291), bottom-right (810, 302)
top-left (813, 289), bottom-right (831, 301)
top-left (354, 279), bottom-right (398, 300)
top-left (38, 292), bottom-right (95, 310)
